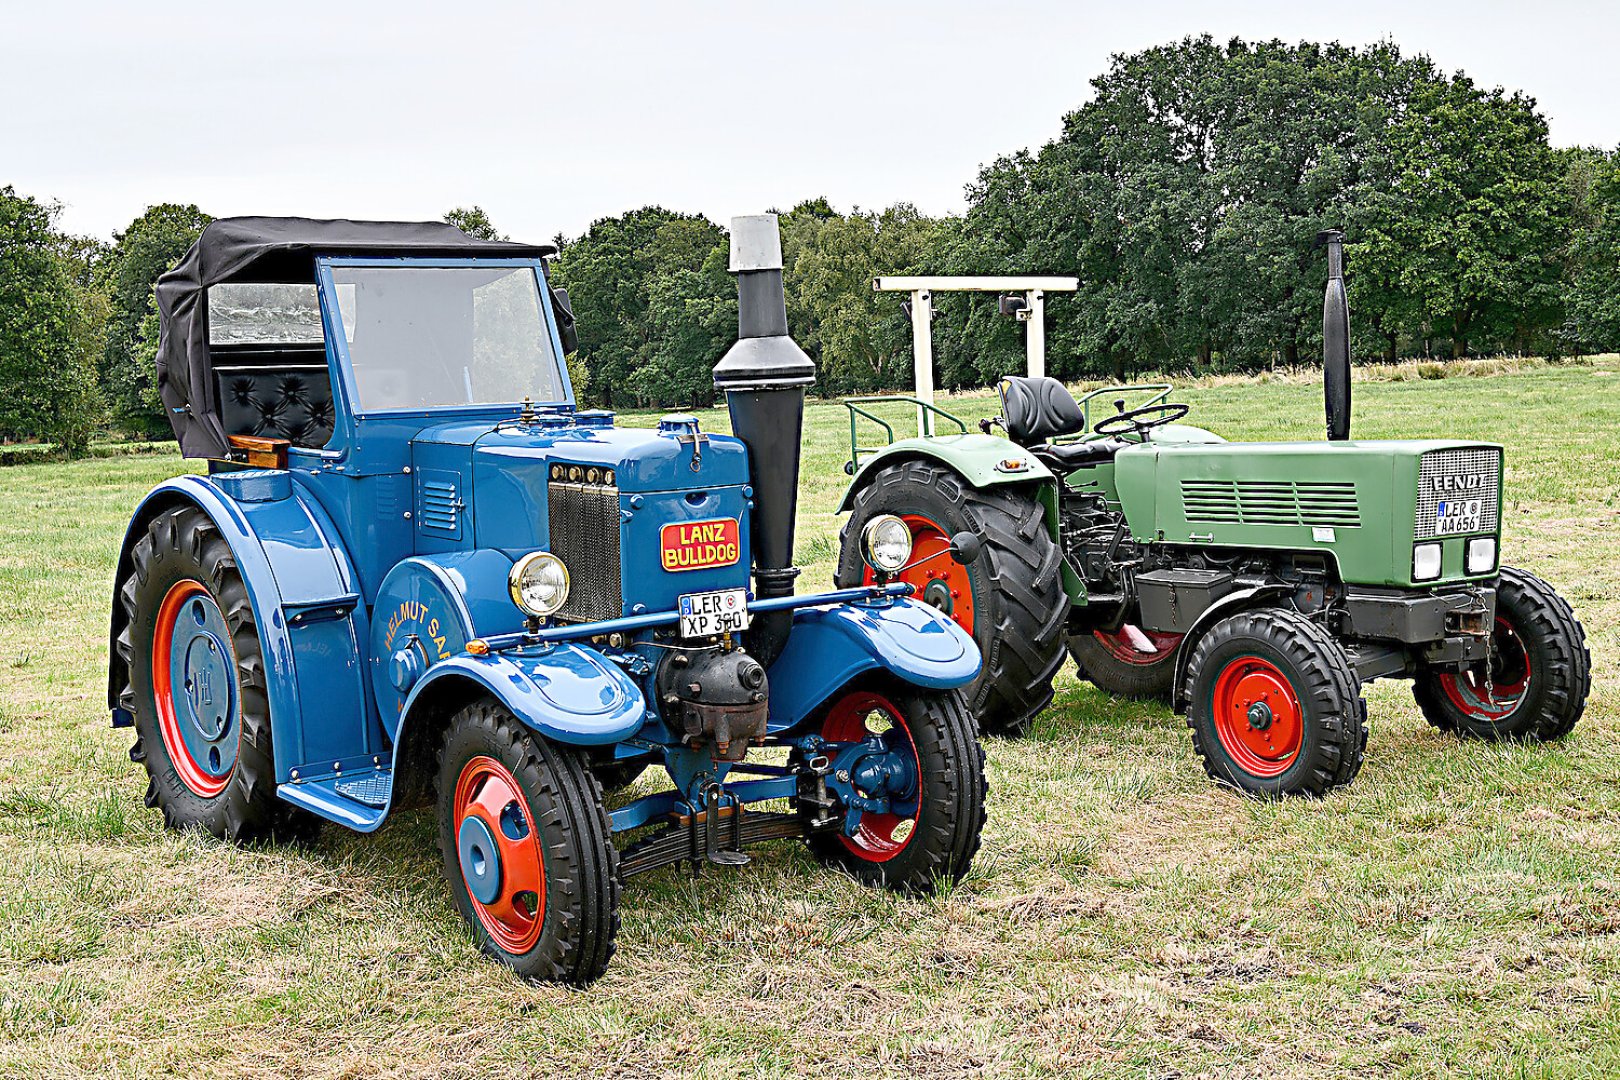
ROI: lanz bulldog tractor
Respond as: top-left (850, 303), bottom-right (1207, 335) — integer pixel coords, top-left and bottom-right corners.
top-left (109, 214), bottom-right (988, 982)
top-left (838, 231), bottom-right (1591, 796)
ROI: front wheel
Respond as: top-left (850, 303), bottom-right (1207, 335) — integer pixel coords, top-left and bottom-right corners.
top-left (1183, 608), bottom-right (1367, 797)
top-left (436, 699), bottom-right (620, 983)
top-left (1413, 566), bottom-right (1590, 741)
top-left (804, 683), bottom-right (986, 892)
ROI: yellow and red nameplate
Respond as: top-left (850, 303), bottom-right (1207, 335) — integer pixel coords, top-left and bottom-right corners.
top-left (660, 518), bottom-right (742, 572)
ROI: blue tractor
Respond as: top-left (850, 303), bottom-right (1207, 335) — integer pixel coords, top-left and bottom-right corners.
top-left (108, 214), bottom-right (987, 982)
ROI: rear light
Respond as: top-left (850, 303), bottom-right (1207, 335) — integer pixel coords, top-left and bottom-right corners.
top-left (1466, 537), bottom-right (1497, 575)
top-left (1413, 543), bottom-right (1442, 582)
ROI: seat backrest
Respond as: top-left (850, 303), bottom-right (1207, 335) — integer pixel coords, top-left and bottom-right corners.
top-left (215, 345), bottom-right (335, 449)
top-left (998, 376), bottom-right (1086, 445)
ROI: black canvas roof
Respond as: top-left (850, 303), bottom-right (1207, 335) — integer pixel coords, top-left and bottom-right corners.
top-left (155, 216), bottom-right (556, 458)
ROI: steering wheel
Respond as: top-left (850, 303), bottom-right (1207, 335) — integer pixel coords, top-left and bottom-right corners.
top-left (1093, 402), bottom-right (1191, 437)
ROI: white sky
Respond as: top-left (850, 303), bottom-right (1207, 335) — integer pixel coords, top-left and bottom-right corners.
top-left (5, 0), bottom-right (1617, 244)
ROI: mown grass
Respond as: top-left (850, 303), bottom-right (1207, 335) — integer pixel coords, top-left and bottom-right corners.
top-left (0, 362), bottom-right (1616, 1078)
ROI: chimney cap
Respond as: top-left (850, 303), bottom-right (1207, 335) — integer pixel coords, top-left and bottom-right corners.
top-left (730, 214), bottom-right (783, 272)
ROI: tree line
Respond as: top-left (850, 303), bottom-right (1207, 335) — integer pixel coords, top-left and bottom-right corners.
top-left (6, 36), bottom-right (1620, 450)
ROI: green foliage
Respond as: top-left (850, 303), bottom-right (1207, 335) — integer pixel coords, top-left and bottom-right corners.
top-left (1561, 147), bottom-right (1620, 352)
top-left (100, 204), bottom-right (210, 435)
top-left (443, 206), bottom-right (506, 241)
top-left (0, 187), bottom-right (105, 454)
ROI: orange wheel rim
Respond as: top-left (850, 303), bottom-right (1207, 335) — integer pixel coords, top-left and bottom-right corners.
top-left (864, 514), bottom-right (975, 635)
top-left (454, 755), bottom-right (546, 953)
top-left (1210, 656), bottom-right (1304, 778)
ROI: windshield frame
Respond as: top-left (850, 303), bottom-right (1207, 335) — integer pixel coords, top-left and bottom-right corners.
top-left (314, 255), bottom-right (574, 420)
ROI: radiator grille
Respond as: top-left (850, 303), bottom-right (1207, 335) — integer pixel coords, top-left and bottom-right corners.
top-left (1416, 447), bottom-right (1501, 539)
top-left (548, 479), bottom-right (622, 623)
top-left (1182, 479), bottom-right (1361, 528)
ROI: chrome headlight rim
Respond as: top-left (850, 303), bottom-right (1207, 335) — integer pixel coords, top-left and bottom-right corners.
top-left (508, 551), bottom-right (571, 618)
top-left (860, 514), bottom-right (913, 574)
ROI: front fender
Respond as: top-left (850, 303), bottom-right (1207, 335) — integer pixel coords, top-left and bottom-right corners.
top-left (1170, 584), bottom-right (1293, 712)
top-left (766, 597), bottom-right (981, 731)
top-left (399, 645), bottom-right (647, 746)
top-left (838, 434), bottom-right (1053, 512)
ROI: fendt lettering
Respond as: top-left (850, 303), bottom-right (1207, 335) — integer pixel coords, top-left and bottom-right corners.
top-left (1428, 474), bottom-right (1487, 494)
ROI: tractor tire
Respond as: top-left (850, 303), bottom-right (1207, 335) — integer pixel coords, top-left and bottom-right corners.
top-left (804, 681), bottom-right (986, 893)
top-left (117, 505), bottom-right (316, 842)
top-left (1069, 625), bottom-right (1183, 703)
top-left (1413, 566), bottom-right (1590, 742)
top-left (436, 698), bottom-right (620, 984)
top-left (837, 459), bottom-right (1067, 737)
top-left (1183, 608), bottom-right (1367, 797)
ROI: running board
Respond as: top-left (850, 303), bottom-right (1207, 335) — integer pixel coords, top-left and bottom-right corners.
top-left (277, 766), bottom-right (393, 831)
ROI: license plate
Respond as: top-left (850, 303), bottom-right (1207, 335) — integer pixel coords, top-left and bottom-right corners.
top-left (678, 588), bottom-right (751, 639)
top-left (1435, 498), bottom-right (1483, 535)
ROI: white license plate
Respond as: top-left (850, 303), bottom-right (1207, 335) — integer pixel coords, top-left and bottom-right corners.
top-left (1436, 498), bottom-right (1483, 535)
top-left (678, 588), bottom-right (751, 639)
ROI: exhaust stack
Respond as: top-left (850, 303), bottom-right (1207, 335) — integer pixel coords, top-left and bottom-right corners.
top-left (1318, 228), bottom-right (1352, 441)
top-left (714, 214), bottom-right (815, 668)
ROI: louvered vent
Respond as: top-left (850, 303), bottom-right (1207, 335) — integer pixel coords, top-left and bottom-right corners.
top-left (417, 470), bottom-right (463, 538)
top-left (548, 474), bottom-right (622, 623)
top-left (1182, 479), bottom-right (1361, 528)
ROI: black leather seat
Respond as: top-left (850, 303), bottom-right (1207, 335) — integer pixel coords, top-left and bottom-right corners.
top-left (998, 376), bottom-right (1086, 443)
top-left (216, 347), bottom-right (335, 448)
top-left (998, 375), bottom-right (1126, 472)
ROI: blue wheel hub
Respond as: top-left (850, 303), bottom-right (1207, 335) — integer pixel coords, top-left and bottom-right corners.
top-left (165, 590), bottom-right (239, 783)
top-left (458, 814), bottom-right (503, 905)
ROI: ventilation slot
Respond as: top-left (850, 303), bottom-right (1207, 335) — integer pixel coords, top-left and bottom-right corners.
top-left (1182, 478), bottom-right (1360, 528)
top-left (417, 470), bottom-right (464, 538)
top-left (548, 479), bottom-right (622, 623)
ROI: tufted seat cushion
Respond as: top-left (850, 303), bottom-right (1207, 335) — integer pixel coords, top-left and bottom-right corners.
top-left (217, 364), bottom-right (335, 448)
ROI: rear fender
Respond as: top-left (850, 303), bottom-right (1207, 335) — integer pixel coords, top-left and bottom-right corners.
top-left (108, 473), bottom-right (374, 783)
top-left (765, 597), bottom-right (980, 731)
top-left (397, 646), bottom-right (647, 748)
top-left (838, 435), bottom-right (1054, 512)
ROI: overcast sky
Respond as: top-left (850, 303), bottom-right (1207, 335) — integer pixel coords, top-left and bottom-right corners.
top-left (5, 0), bottom-right (1617, 244)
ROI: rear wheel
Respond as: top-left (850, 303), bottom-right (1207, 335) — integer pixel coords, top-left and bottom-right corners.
top-left (436, 699), bottom-right (620, 983)
top-left (1183, 608), bottom-right (1366, 797)
top-left (1413, 566), bottom-right (1589, 741)
top-left (1069, 624), bottom-right (1183, 702)
top-left (117, 505), bottom-right (314, 842)
top-left (838, 459), bottom-right (1067, 737)
top-left (804, 683), bottom-right (986, 892)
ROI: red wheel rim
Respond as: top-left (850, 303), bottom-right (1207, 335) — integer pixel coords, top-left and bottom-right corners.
top-left (863, 514), bottom-right (975, 635)
top-left (1438, 615), bottom-right (1531, 720)
top-left (1093, 625), bottom-right (1182, 666)
top-left (820, 691), bottom-right (921, 863)
top-left (454, 755), bottom-right (546, 953)
top-left (152, 579), bottom-right (234, 798)
top-left (1210, 656), bottom-right (1304, 778)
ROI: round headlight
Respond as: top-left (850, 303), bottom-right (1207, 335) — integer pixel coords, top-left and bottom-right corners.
top-left (509, 552), bottom-right (571, 617)
top-left (861, 515), bottom-right (913, 574)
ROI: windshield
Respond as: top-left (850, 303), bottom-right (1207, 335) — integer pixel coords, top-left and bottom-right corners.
top-left (328, 264), bottom-right (565, 411)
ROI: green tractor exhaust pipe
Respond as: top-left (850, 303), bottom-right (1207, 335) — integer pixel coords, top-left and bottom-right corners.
top-left (1318, 228), bottom-right (1352, 441)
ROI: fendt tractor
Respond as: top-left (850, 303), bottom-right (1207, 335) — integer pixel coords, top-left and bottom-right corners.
top-left (109, 214), bottom-right (989, 982)
top-left (839, 231), bottom-right (1591, 796)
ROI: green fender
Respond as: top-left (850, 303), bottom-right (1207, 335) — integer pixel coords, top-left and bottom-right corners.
top-left (837, 435), bottom-right (1084, 603)
top-left (837, 434), bottom-right (1056, 512)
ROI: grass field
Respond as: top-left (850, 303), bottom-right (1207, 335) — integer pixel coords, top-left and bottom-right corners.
top-left (1, 362), bottom-right (1617, 1078)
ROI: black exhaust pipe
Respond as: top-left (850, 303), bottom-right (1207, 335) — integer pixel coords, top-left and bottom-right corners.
top-left (1318, 228), bottom-right (1352, 441)
top-left (714, 214), bottom-right (816, 668)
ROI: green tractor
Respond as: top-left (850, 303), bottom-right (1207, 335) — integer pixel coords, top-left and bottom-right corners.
top-left (837, 233), bottom-right (1590, 795)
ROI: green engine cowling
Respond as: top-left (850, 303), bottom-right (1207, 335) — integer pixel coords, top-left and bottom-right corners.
top-left (1112, 438), bottom-right (1504, 588)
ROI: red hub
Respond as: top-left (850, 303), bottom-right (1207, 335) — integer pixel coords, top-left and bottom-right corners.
top-left (454, 755), bottom-right (546, 953)
top-left (1439, 615), bottom-right (1531, 720)
top-left (864, 515), bottom-right (975, 635)
top-left (1210, 656), bottom-right (1304, 778)
top-left (1092, 625), bottom-right (1182, 666)
top-left (820, 691), bottom-right (922, 863)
